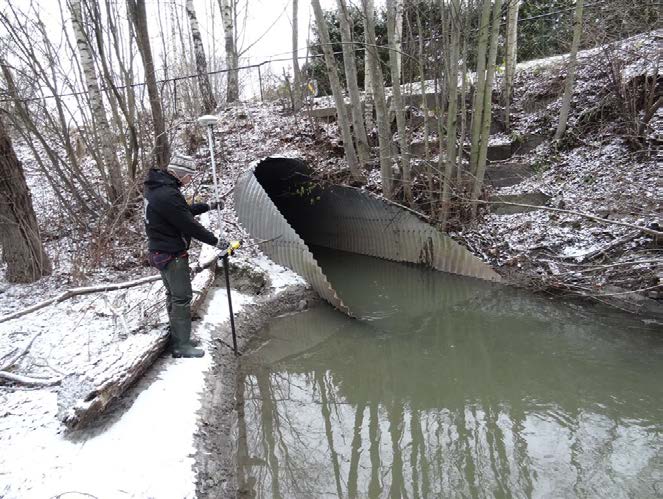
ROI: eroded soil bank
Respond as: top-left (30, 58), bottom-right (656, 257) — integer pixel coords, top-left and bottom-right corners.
top-left (195, 270), bottom-right (319, 498)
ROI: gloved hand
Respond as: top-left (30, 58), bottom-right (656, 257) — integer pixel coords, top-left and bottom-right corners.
top-left (215, 237), bottom-right (229, 251)
top-left (208, 200), bottom-right (224, 211)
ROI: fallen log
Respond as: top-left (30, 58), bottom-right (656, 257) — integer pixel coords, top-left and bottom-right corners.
top-left (56, 247), bottom-right (218, 431)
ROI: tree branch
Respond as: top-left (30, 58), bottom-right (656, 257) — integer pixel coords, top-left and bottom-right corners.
top-left (0, 371), bottom-right (61, 386)
top-left (0, 331), bottom-right (43, 371)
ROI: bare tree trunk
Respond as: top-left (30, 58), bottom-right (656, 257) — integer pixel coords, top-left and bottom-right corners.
top-left (471, 0), bottom-right (503, 217)
top-left (95, 0), bottom-right (140, 182)
top-left (469, 0), bottom-right (492, 177)
top-left (292, 0), bottom-right (303, 111)
top-left (386, 0), bottom-right (411, 203)
top-left (171, 0), bottom-right (194, 114)
top-left (362, 0), bottom-right (393, 197)
top-left (394, 0), bottom-right (404, 81)
top-left (363, 0), bottom-right (375, 134)
top-left (440, 0), bottom-right (461, 227)
top-left (0, 117), bottom-right (52, 283)
top-left (127, 0), bottom-right (170, 169)
top-left (311, 0), bottom-right (363, 182)
top-left (186, 0), bottom-right (217, 113)
top-left (555, 0), bottom-right (584, 140)
top-left (503, 0), bottom-right (520, 130)
top-left (337, 0), bottom-right (370, 167)
top-left (219, 0), bottom-right (239, 102)
top-left (70, 0), bottom-right (124, 203)
top-left (414, 7), bottom-right (433, 208)
top-left (457, 28), bottom-right (468, 187)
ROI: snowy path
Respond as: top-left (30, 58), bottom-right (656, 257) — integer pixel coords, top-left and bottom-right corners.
top-left (1, 287), bottom-right (250, 499)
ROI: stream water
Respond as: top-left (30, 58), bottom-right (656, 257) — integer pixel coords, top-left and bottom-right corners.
top-left (234, 248), bottom-right (663, 498)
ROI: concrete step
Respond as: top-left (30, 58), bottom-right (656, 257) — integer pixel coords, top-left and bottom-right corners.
top-left (489, 191), bottom-right (551, 215)
top-left (485, 162), bottom-right (536, 188)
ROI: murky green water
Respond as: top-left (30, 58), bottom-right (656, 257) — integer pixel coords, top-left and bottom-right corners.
top-left (234, 248), bottom-right (663, 498)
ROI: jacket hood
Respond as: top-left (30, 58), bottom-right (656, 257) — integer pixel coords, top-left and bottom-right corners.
top-left (144, 168), bottom-right (181, 191)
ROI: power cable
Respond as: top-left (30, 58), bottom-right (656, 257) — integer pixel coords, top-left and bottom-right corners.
top-left (0, 0), bottom-right (653, 105)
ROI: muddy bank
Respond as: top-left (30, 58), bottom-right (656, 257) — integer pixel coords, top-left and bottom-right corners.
top-left (195, 269), bottom-right (319, 498)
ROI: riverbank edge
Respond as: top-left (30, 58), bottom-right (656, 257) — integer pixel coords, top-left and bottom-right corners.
top-left (194, 274), bottom-right (320, 498)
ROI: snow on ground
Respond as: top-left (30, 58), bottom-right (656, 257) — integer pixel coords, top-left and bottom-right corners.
top-left (0, 286), bottom-right (237, 499)
top-left (0, 253), bottom-right (305, 499)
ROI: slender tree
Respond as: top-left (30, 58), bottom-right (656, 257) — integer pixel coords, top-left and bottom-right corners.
top-left (186, 0), bottom-right (217, 113)
top-left (555, 0), bottom-right (585, 140)
top-left (440, 0), bottom-right (461, 226)
top-left (469, 0), bottom-right (492, 177)
top-left (386, 0), bottom-right (412, 202)
top-left (70, 0), bottom-right (124, 203)
top-left (127, 0), bottom-right (170, 169)
top-left (311, 0), bottom-right (363, 182)
top-left (471, 0), bottom-right (503, 216)
top-left (362, 0), bottom-right (393, 197)
top-left (0, 115), bottom-right (52, 283)
top-left (503, 0), bottom-right (520, 130)
top-left (292, 0), bottom-right (303, 111)
top-left (393, 0), bottom-right (404, 81)
top-left (219, 0), bottom-right (240, 102)
top-left (363, 0), bottom-right (375, 133)
top-left (337, 0), bottom-right (370, 167)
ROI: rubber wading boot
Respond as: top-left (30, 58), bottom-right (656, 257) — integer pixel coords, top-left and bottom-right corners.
top-left (172, 343), bottom-right (205, 358)
top-left (170, 319), bottom-right (205, 358)
top-left (168, 333), bottom-right (200, 349)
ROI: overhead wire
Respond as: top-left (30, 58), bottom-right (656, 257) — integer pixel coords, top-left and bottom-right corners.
top-left (0, 0), bottom-right (649, 105)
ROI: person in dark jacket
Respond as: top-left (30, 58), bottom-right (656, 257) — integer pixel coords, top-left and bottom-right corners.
top-left (144, 153), bottom-right (225, 358)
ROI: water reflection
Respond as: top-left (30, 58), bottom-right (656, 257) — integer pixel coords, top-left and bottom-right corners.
top-left (235, 251), bottom-right (663, 498)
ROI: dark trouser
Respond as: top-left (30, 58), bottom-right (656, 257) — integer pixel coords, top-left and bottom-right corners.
top-left (160, 256), bottom-right (193, 347)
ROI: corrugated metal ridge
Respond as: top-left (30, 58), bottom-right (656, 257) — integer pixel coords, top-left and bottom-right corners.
top-left (302, 185), bottom-right (502, 282)
top-left (234, 162), bottom-right (352, 316)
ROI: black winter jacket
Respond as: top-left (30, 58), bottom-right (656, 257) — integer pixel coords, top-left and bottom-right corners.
top-left (143, 168), bottom-right (218, 253)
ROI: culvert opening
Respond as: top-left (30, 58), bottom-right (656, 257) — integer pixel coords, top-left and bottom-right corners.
top-left (235, 157), bottom-right (501, 316)
top-left (253, 157), bottom-right (318, 243)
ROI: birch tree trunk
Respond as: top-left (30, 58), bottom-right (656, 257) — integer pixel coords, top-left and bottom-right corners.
top-left (0, 117), bottom-right (52, 283)
top-left (440, 0), bottom-right (461, 227)
top-left (292, 0), bottom-right (303, 111)
top-left (219, 0), bottom-right (239, 103)
top-left (311, 0), bottom-right (363, 182)
top-left (127, 0), bottom-right (170, 169)
top-left (337, 0), bottom-right (370, 167)
top-left (457, 29), bottom-right (468, 187)
top-left (471, 0), bottom-right (503, 216)
top-left (186, 0), bottom-right (217, 113)
top-left (386, 0), bottom-right (412, 203)
top-left (555, 0), bottom-right (585, 140)
top-left (503, 0), bottom-right (520, 130)
top-left (415, 7), bottom-right (433, 207)
top-left (70, 0), bottom-right (124, 203)
top-left (363, 0), bottom-right (375, 134)
top-left (362, 0), bottom-right (393, 197)
top-left (469, 0), bottom-right (492, 177)
top-left (394, 0), bottom-right (404, 81)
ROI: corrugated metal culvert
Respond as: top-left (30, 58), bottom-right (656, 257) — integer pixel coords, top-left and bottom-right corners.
top-left (234, 157), bottom-right (501, 317)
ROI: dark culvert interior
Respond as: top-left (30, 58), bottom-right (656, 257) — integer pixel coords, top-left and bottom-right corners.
top-left (253, 157), bottom-right (322, 247)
